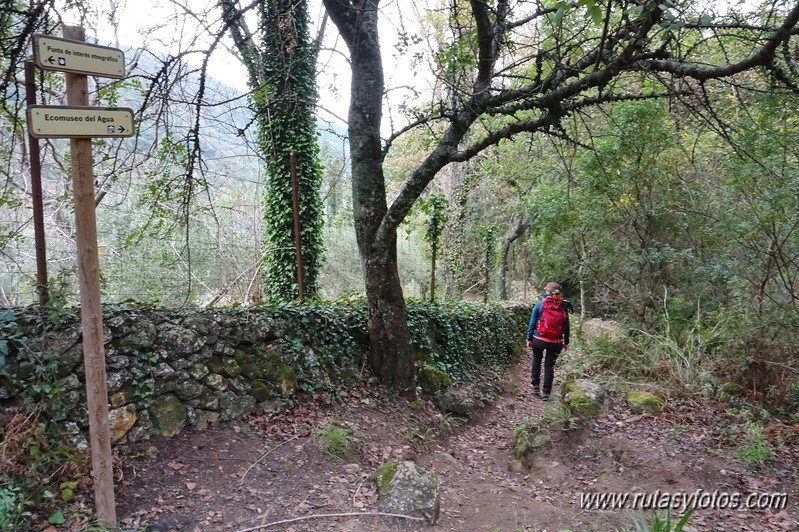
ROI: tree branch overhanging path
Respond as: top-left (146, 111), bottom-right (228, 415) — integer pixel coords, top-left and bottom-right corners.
top-left (320, 0), bottom-right (799, 389)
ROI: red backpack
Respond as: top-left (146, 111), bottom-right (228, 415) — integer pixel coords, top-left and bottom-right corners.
top-left (537, 297), bottom-right (566, 341)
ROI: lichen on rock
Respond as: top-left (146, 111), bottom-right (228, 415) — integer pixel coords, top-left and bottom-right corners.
top-left (373, 460), bottom-right (440, 524)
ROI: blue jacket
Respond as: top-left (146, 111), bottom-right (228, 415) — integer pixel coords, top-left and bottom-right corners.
top-left (526, 294), bottom-right (570, 345)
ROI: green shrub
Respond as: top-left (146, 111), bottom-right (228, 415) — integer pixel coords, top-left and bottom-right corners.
top-left (417, 364), bottom-right (452, 395)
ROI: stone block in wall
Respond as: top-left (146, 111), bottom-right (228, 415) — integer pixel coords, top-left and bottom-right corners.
top-left (106, 352), bottom-right (130, 370)
top-left (126, 410), bottom-right (152, 442)
top-left (153, 363), bottom-right (176, 380)
top-left (161, 325), bottom-right (204, 360)
top-left (108, 369), bottom-right (133, 393)
top-left (150, 393), bottom-right (187, 437)
top-left (202, 373), bottom-right (227, 392)
top-left (110, 388), bottom-right (134, 408)
top-left (192, 409), bottom-right (219, 430)
top-left (190, 346), bottom-right (214, 364)
top-left (228, 376), bottom-right (251, 394)
top-left (168, 357), bottom-right (192, 371)
top-left (56, 345), bottom-right (85, 379)
top-left (182, 314), bottom-right (219, 344)
top-left (115, 316), bottom-right (157, 354)
top-left (174, 379), bottom-right (208, 402)
top-left (153, 379), bottom-right (177, 395)
top-left (219, 391), bottom-right (255, 421)
top-left (189, 363), bottom-right (210, 381)
top-left (60, 390), bottom-right (83, 414)
top-left (60, 374), bottom-right (81, 392)
top-left (262, 351), bottom-right (298, 395)
top-left (24, 326), bottom-right (81, 360)
top-left (218, 356), bottom-right (242, 377)
top-left (195, 393), bottom-right (219, 410)
top-left (232, 349), bottom-right (264, 380)
top-left (109, 404), bottom-right (137, 443)
top-left (214, 343), bottom-right (236, 356)
top-left (249, 380), bottom-right (271, 402)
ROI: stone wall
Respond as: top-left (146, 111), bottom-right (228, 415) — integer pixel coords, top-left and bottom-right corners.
top-left (0, 303), bottom-right (527, 447)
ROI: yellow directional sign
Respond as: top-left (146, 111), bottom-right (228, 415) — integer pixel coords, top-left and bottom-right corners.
top-left (33, 35), bottom-right (125, 78)
top-left (27, 105), bottom-right (134, 139)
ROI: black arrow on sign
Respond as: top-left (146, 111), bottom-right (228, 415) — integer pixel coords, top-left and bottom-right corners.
top-left (118, 126), bottom-right (126, 133)
top-left (47, 56), bottom-right (55, 65)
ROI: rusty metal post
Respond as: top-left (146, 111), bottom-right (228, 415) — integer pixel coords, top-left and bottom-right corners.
top-left (24, 61), bottom-right (49, 306)
top-left (289, 152), bottom-right (305, 300)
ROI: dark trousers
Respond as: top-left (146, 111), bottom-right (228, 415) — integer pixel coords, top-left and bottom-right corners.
top-left (531, 338), bottom-right (563, 395)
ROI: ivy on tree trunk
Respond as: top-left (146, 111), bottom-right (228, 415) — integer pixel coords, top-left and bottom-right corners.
top-left (222, 0), bottom-right (324, 302)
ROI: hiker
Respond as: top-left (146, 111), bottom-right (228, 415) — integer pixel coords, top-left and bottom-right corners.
top-left (525, 281), bottom-right (570, 400)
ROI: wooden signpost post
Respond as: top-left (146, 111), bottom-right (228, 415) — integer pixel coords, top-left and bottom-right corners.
top-left (28, 25), bottom-right (134, 528)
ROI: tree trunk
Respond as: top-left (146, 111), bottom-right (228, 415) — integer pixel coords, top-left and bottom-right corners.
top-left (325, 0), bottom-right (415, 390)
top-left (496, 215), bottom-right (529, 300)
top-left (363, 246), bottom-right (414, 389)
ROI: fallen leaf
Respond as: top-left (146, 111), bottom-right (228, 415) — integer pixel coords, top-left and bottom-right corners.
top-left (168, 461), bottom-right (184, 470)
top-left (186, 482), bottom-right (196, 491)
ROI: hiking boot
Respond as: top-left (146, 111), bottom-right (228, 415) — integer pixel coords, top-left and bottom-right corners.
top-left (531, 386), bottom-right (541, 398)
top-left (541, 394), bottom-right (551, 401)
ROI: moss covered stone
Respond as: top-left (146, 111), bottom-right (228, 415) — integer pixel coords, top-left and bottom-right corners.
top-left (374, 460), bottom-right (441, 524)
top-left (417, 364), bottom-right (452, 395)
top-left (220, 357), bottom-right (242, 377)
top-left (264, 352), bottom-right (297, 394)
top-left (561, 379), bottom-right (608, 419)
top-left (627, 390), bottom-right (665, 415)
top-left (233, 349), bottom-right (263, 380)
top-left (249, 380), bottom-right (272, 402)
top-left (149, 393), bottom-right (188, 437)
top-left (206, 355), bottom-right (225, 375)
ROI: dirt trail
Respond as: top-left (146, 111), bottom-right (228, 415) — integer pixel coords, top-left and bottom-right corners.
top-left (111, 350), bottom-right (798, 532)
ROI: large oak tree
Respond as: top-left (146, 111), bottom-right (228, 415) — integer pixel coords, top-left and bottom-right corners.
top-left (321, 0), bottom-right (799, 390)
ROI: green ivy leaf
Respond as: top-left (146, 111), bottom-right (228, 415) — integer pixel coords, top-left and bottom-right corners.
top-left (49, 510), bottom-right (66, 525)
top-left (553, 7), bottom-right (566, 25)
top-left (587, 4), bottom-right (603, 25)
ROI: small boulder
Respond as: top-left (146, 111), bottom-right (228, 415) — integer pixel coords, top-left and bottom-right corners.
top-left (581, 318), bottom-right (625, 343)
top-left (561, 379), bottom-right (609, 419)
top-left (437, 388), bottom-right (476, 416)
top-left (626, 390), bottom-right (665, 415)
top-left (374, 460), bottom-right (440, 524)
